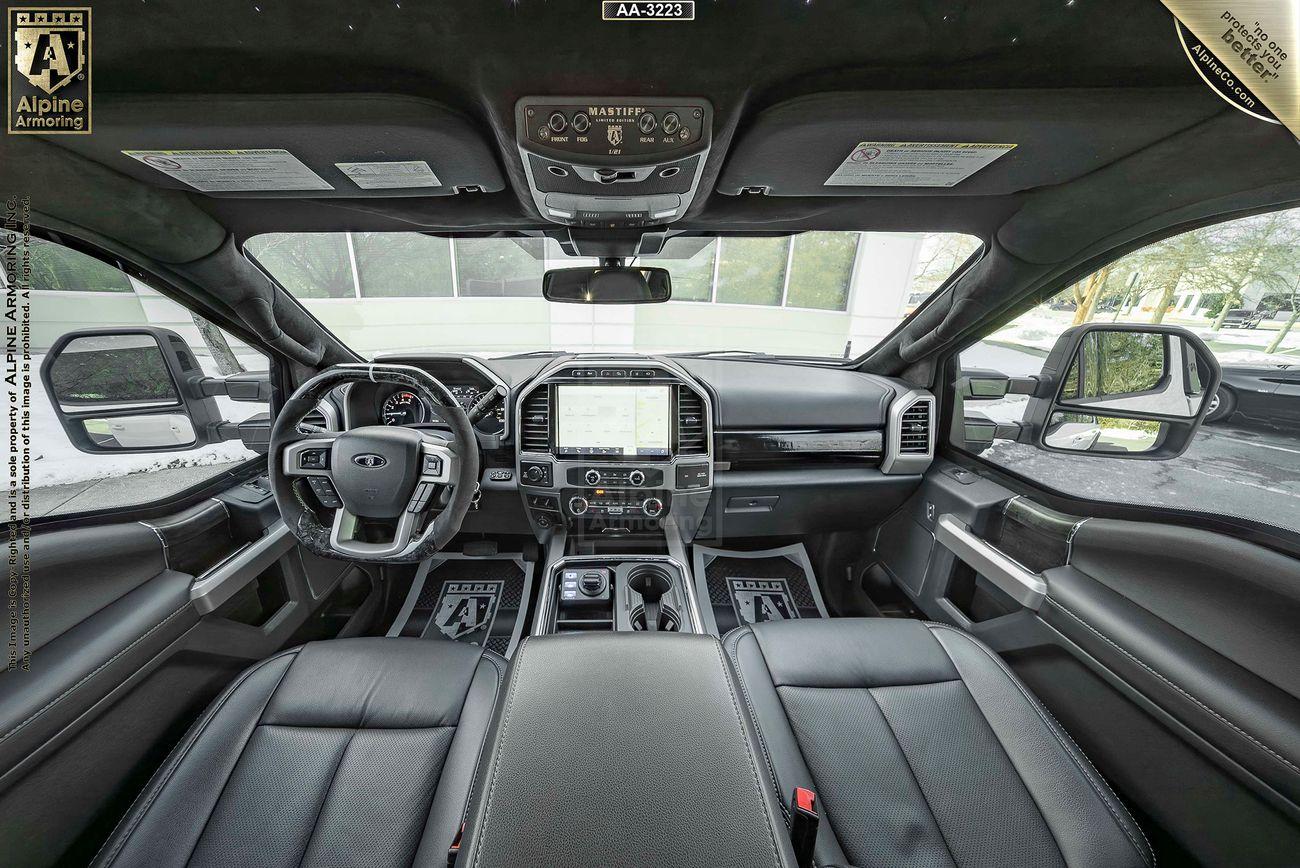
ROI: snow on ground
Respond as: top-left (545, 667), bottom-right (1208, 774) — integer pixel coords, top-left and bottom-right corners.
top-left (29, 353), bottom-right (266, 489)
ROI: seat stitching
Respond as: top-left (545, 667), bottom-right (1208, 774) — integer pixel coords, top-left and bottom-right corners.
top-left (1048, 595), bottom-right (1300, 777)
top-left (295, 727), bottom-right (359, 868)
top-left (1, 601), bottom-right (193, 744)
top-left (91, 648), bottom-right (300, 868)
top-left (927, 623), bottom-right (1153, 867)
top-left (459, 653), bottom-right (504, 827)
top-left (470, 636), bottom-right (530, 868)
top-left (867, 685), bottom-right (960, 868)
top-left (711, 638), bottom-right (784, 868)
top-left (722, 628), bottom-right (789, 825)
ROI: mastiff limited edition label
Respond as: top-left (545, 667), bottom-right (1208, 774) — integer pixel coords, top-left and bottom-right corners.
top-left (7, 7), bottom-right (91, 134)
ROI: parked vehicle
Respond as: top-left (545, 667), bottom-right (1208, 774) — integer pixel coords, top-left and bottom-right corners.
top-left (1206, 363), bottom-right (1300, 427)
top-left (1221, 308), bottom-right (1267, 329)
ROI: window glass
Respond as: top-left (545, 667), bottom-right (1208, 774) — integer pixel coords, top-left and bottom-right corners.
top-left (649, 239), bottom-right (715, 302)
top-left (244, 233), bottom-right (353, 299)
top-left (355, 232), bottom-right (453, 298)
top-left (785, 232), bottom-right (857, 311)
top-left (455, 238), bottom-right (545, 297)
top-left (715, 237), bottom-right (790, 306)
top-left (958, 207), bottom-right (1300, 533)
top-left (248, 230), bottom-right (980, 358)
top-left (18, 242), bottom-right (269, 518)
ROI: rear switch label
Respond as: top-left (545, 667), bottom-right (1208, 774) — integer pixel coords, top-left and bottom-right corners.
top-left (335, 160), bottom-right (441, 189)
top-left (430, 580), bottom-right (503, 645)
top-left (729, 578), bottom-right (798, 625)
top-left (825, 142), bottom-right (1016, 188)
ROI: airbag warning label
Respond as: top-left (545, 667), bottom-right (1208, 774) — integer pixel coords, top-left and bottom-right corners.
top-left (825, 142), bottom-right (1016, 188)
top-left (122, 149), bottom-right (333, 192)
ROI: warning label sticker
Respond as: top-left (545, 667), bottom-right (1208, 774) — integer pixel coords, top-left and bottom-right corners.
top-left (122, 149), bottom-right (333, 192)
top-left (335, 160), bottom-right (441, 189)
top-left (824, 142), bottom-right (1016, 187)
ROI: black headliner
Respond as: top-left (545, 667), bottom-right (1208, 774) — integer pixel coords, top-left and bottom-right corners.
top-left (4, 0), bottom-right (1300, 372)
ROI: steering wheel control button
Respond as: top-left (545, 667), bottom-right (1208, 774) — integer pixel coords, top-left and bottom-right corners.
top-left (299, 449), bottom-right (329, 470)
top-left (408, 481), bottom-right (436, 513)
top-left (308, 477), bottom-right (342, 509)
top-left (423, 454), bottom-right (444, 476)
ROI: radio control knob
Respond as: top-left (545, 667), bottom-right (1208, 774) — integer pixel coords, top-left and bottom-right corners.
top-left (638, 112), bottom-right (658, 134)
top-left (642, 497), bottom-right (664, 518)
top-left (569, 496), bottom-right (589, 516)
top-left (628, 470), bottom-right (646, 486)
top-left (547, 112), bottom-right (568, 134)
top-left (585, 469), bottom-right (602, 486)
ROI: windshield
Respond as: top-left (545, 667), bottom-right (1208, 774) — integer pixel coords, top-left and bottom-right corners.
top-left (245, 231), bottom-right (980, 359)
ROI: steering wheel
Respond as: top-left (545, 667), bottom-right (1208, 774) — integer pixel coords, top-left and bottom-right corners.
top-left (270, 364), bottom-right (481, 563)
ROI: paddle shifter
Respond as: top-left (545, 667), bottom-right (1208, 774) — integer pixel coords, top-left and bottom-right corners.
top-left (627, 564), bottom-right (674, 632)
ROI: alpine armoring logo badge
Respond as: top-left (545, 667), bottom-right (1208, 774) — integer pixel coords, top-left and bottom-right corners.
top-left (8, 7), bottom-right (91, 134)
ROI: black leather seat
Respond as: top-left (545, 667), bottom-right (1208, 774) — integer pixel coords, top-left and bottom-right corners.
top-left (91, 637), bottom-right (504, 868)
top-left (724, 618), bottom-right (1153, 868)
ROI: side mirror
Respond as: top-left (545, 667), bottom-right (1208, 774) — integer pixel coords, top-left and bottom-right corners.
top-left (542, 266), bottom-right (672, 304)
top-left (40, 327), bottom-right (263, 453)
top-left (1021, 323), bottom-right (1220, 459)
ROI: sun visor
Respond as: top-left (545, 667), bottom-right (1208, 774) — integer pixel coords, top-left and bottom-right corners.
top-left (41, 93), bottom-right (504, 198)
top-left (717, 88), bottom-right (1222, 197)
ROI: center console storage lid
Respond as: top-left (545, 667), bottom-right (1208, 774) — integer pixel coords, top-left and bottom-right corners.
top-left (459, 633), bottom-right (796, 868)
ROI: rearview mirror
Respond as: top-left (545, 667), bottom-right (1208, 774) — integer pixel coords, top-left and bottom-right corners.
top-left (542, 266), bottom-right (672, 304)
top-left (1021, 323), bottom-right (1220, 460)
top-left (40, 327), bottom-right (258, 454)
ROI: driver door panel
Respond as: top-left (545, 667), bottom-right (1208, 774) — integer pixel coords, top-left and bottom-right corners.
top-left (1, 478), bottom-right (381, 867)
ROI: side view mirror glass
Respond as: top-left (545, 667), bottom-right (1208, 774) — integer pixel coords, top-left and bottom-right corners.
top-left (81, 413), bottom-right (198, 450)
top-left (1043, 412), bottom-right (1167, 455)
top-left (49, 334), bottom-right (182, 411)
top-left (1057, 330), bottom-right (1208, 418)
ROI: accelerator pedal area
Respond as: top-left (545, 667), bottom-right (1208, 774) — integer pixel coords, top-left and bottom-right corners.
top-left (691, 542), bottom-right (828, 636)
top-left (388, 553), bottom-right (534, 658)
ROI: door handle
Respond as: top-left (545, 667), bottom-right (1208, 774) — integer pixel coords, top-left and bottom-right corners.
top-left (934, 514), bottom-right (1047, 611)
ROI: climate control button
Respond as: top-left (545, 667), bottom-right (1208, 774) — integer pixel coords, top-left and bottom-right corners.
top-left (585, 469), bottom-right (602, 486)
top-left (628, 470), bottom-right (646, 486)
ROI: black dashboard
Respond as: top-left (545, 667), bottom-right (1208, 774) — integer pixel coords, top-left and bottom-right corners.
top-left (325, 351), bottom-right (935, 541)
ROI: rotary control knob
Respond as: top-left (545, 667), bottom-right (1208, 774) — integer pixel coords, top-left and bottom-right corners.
top-left (628, 470), bottom-right (646, 486)
top-left (572, 112), bottom-right (590, 134)
top-left (584, 469), bottom-right (602, 486)
top-left (641, 497), bottom-right (664, 518)
top-left (524, 465), bottom-right (544, 484)
top-left (661, 112), bottom-right (681, 135)
top-left (568, 496), bottom-right (589, 516)
top-left (547, 112), bottom-right (568, 134)
top-left (638, 112), bottom-right (658, 134)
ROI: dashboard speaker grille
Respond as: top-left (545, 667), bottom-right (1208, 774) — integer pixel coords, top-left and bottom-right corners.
top-left (677, 387), bottom-right (707, 455)
top-left (522, 387), bottom-right (551, 453)
top-left (898, 400), bottom-right (932, 455)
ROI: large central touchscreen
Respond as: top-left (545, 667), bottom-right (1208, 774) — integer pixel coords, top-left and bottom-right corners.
top-left (554, 385), bottom-right (672, 458)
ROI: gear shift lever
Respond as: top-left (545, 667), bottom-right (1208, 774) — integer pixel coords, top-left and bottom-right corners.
top-left (627, 565), bottom-right (673, 632)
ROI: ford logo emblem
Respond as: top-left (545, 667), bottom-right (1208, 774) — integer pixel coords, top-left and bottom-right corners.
top-left (352, 454), bottom-right (387, 468)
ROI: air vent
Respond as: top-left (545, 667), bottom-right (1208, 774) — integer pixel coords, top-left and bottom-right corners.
top-left (898, 400), bottom-right (932, 455)
top-left (677, 387), bottom-right (707, 455)
top-left (521, 388), bottom-right (551, 453)
top-left (297, 404), bottom-right (331, 434)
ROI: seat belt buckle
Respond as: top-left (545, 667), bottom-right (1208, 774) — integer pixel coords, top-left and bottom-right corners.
top-left (789, 786), bottom-right (818, 868)
top-left (447, 822), bottom-right (465, 867)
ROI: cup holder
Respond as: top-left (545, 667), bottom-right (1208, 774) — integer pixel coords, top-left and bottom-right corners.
top-left (627, 563), bottom-right (673, 597)
top-left (630, 603), bottom-right (681, 632)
